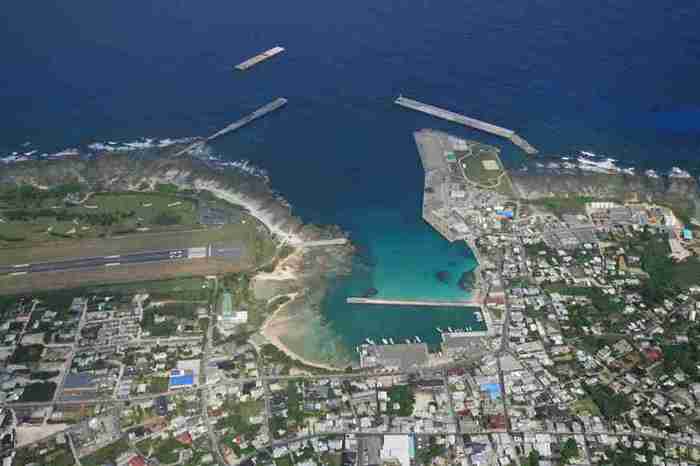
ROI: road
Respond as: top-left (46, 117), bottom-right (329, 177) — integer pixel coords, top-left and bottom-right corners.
top-left (200, 277), bottom-right (228, 465)
top-left (299, 238), bottom-right (349, 248)
top-left (0, 248), bottom-right (189, 276)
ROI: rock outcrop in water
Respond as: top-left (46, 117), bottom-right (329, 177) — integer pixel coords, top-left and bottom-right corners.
top-left (458, 271), bottom-right (474, 291)
top-left (436, 270), bottom-right (451, 284)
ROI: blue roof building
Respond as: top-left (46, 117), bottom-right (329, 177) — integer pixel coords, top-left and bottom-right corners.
top-left (169, 369), bottom-right (195, 389)
top-left (481, 383), bottom-right (501, 400)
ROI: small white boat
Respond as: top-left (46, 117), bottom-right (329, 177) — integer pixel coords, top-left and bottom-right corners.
top-left (405, 339), bottom-right (411, 344)
top-left (448, 327), bottom-right (454, 333)
top-left (389, 338), bottom-right (395, 344)
top-left (366, 338), bottom-right (375, 345)
top-left (436, 327), bottom-right (442, 333)
top-left (382, 338), bottom-right (389, 345)
top-left (415, 336), bottom-right (422, 343)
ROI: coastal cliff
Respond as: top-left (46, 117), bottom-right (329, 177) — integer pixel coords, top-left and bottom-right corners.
top-left (510, 168), bottom-right (700, 219)
top-left (0, 147), bottom-right (356, 369)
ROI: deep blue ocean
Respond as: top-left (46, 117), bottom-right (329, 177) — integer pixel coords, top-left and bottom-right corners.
top-left (2, 0), bottom-right (700, 363)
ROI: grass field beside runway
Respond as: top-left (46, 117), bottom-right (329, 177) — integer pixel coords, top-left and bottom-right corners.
top-left (0, 190), bottom-right (199, 246)
top-left (0, 218), bottom-right (271, 267)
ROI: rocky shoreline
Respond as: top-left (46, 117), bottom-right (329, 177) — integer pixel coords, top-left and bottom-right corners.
top-left (511, 166), bottom-right (700, 220)
top-left (0, 144), bottom-right (357, 368)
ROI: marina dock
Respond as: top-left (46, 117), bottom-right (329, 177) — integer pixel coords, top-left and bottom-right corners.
top-left (235, 46), bottom-right (285, 71)
top-left (346, 297), bottom-right (481, 307)
top-left (395, 96), bottom-right (538, 155)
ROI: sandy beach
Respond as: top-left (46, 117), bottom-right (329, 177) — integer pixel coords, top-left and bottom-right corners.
top-left (259, 291), bottom-right (341, 372)
top-left (155, 171), bottom-right (346, 370)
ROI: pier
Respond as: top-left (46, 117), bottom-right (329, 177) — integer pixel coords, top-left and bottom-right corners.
top-left (395, 96), bottom-right (538, 155)
top-left (205, 98), bottom-right (287, 142)
top-left (174, 98), bottom-right (287, 157)
top-left (346, 297), bottom-right (481, 307)
top-left (235, 46), bottom-right (285, 71)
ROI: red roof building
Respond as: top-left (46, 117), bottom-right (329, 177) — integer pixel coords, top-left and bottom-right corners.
top-left (176, 432), bottom-right (193, 446)
top-left (645, 349), bottom-right (663, 362)
top-left (128, 455), bottom-right (147, 466)
top-left (487, 413), bottom-right (507, 430)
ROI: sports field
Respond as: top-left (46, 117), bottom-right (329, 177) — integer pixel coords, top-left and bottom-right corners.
top-left (459, 144), bottom-right (515, 197)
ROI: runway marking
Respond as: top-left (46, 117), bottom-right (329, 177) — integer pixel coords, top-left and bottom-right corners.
top-left (105, 262), bottom-right (121, 267)
top-left (10, 271), bottom-right (28, 276)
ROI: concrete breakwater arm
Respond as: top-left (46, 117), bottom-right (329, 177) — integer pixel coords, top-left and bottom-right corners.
top-left (235, 46), bottom-right (285, 71)
top-left (395, 96), bottom-right (538, 155)
top-left (206, 98), bottom-right (288, 142)
top-left (346, 296), bottom-right (481, 307)
top-left (173, 98), bottom-right (287, 157)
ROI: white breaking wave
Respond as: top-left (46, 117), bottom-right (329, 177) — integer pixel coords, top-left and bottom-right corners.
top-left (88, 137), bottom-right (196, 152)
top-left (669, 166), bottom-right (692, 178)
top-left (204, 156), bottom-right (270, 182)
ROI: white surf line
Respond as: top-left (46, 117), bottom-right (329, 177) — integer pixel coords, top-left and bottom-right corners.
top-left (10, 271), bottom-right (28, 276)
top-left (13, 264), bottom-right (30, 268)
top-left (104, 262), bottom-right (121, 267)
top-left (104, 255), bottom-right (121, 259)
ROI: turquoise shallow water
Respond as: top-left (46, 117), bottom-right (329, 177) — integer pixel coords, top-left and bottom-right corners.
top-left (349, 209), bottom-right (478, 302)
top-left (307, 208), bottom-right (484, 361)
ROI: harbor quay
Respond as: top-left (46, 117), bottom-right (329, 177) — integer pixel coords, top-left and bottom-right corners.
top-left (345, 296), bottom-right (481, 306)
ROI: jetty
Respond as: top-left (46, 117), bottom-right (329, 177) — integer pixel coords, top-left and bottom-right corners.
top-left (346, 297), bottom-right (481, 307)
top-left (205, 98), bottom-right (287, 141)
top-left (395, 96), bottom-right (538, 155)
top-left (174, 98), bottom-right (287, 157)
top-left (235, 46), bottom-right (285, 71)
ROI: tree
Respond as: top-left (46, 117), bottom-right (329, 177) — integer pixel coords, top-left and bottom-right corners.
top-left (559, 438), bottom-right (579, 464)
top-left (523, 450), bottom-right (540, 466)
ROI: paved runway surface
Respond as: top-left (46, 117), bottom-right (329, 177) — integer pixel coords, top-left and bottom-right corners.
top-left (0, 249), bottom-right (188, 275)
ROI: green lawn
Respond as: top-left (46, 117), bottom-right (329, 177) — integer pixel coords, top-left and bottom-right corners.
top-left (571, 397), bottom-right (601, 417)
top-left (275, 456), bottom-right (293, 466)
top-left (459, 145), bottom-right (513, 196)
top-left (13, 446), bottom-right (75, 466)
top-left (148, 376), bottom-right (170, 394)
top-left (152, 437), bottom-right (186, 463)
top-left (1, 191), bottom-right (197, 246)
top-left (82, 438), bottom-right (130, 466)
top-left (387, 385), bottom-right (416, 417)
top-left (81, 192), bottom-right (198, 226)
